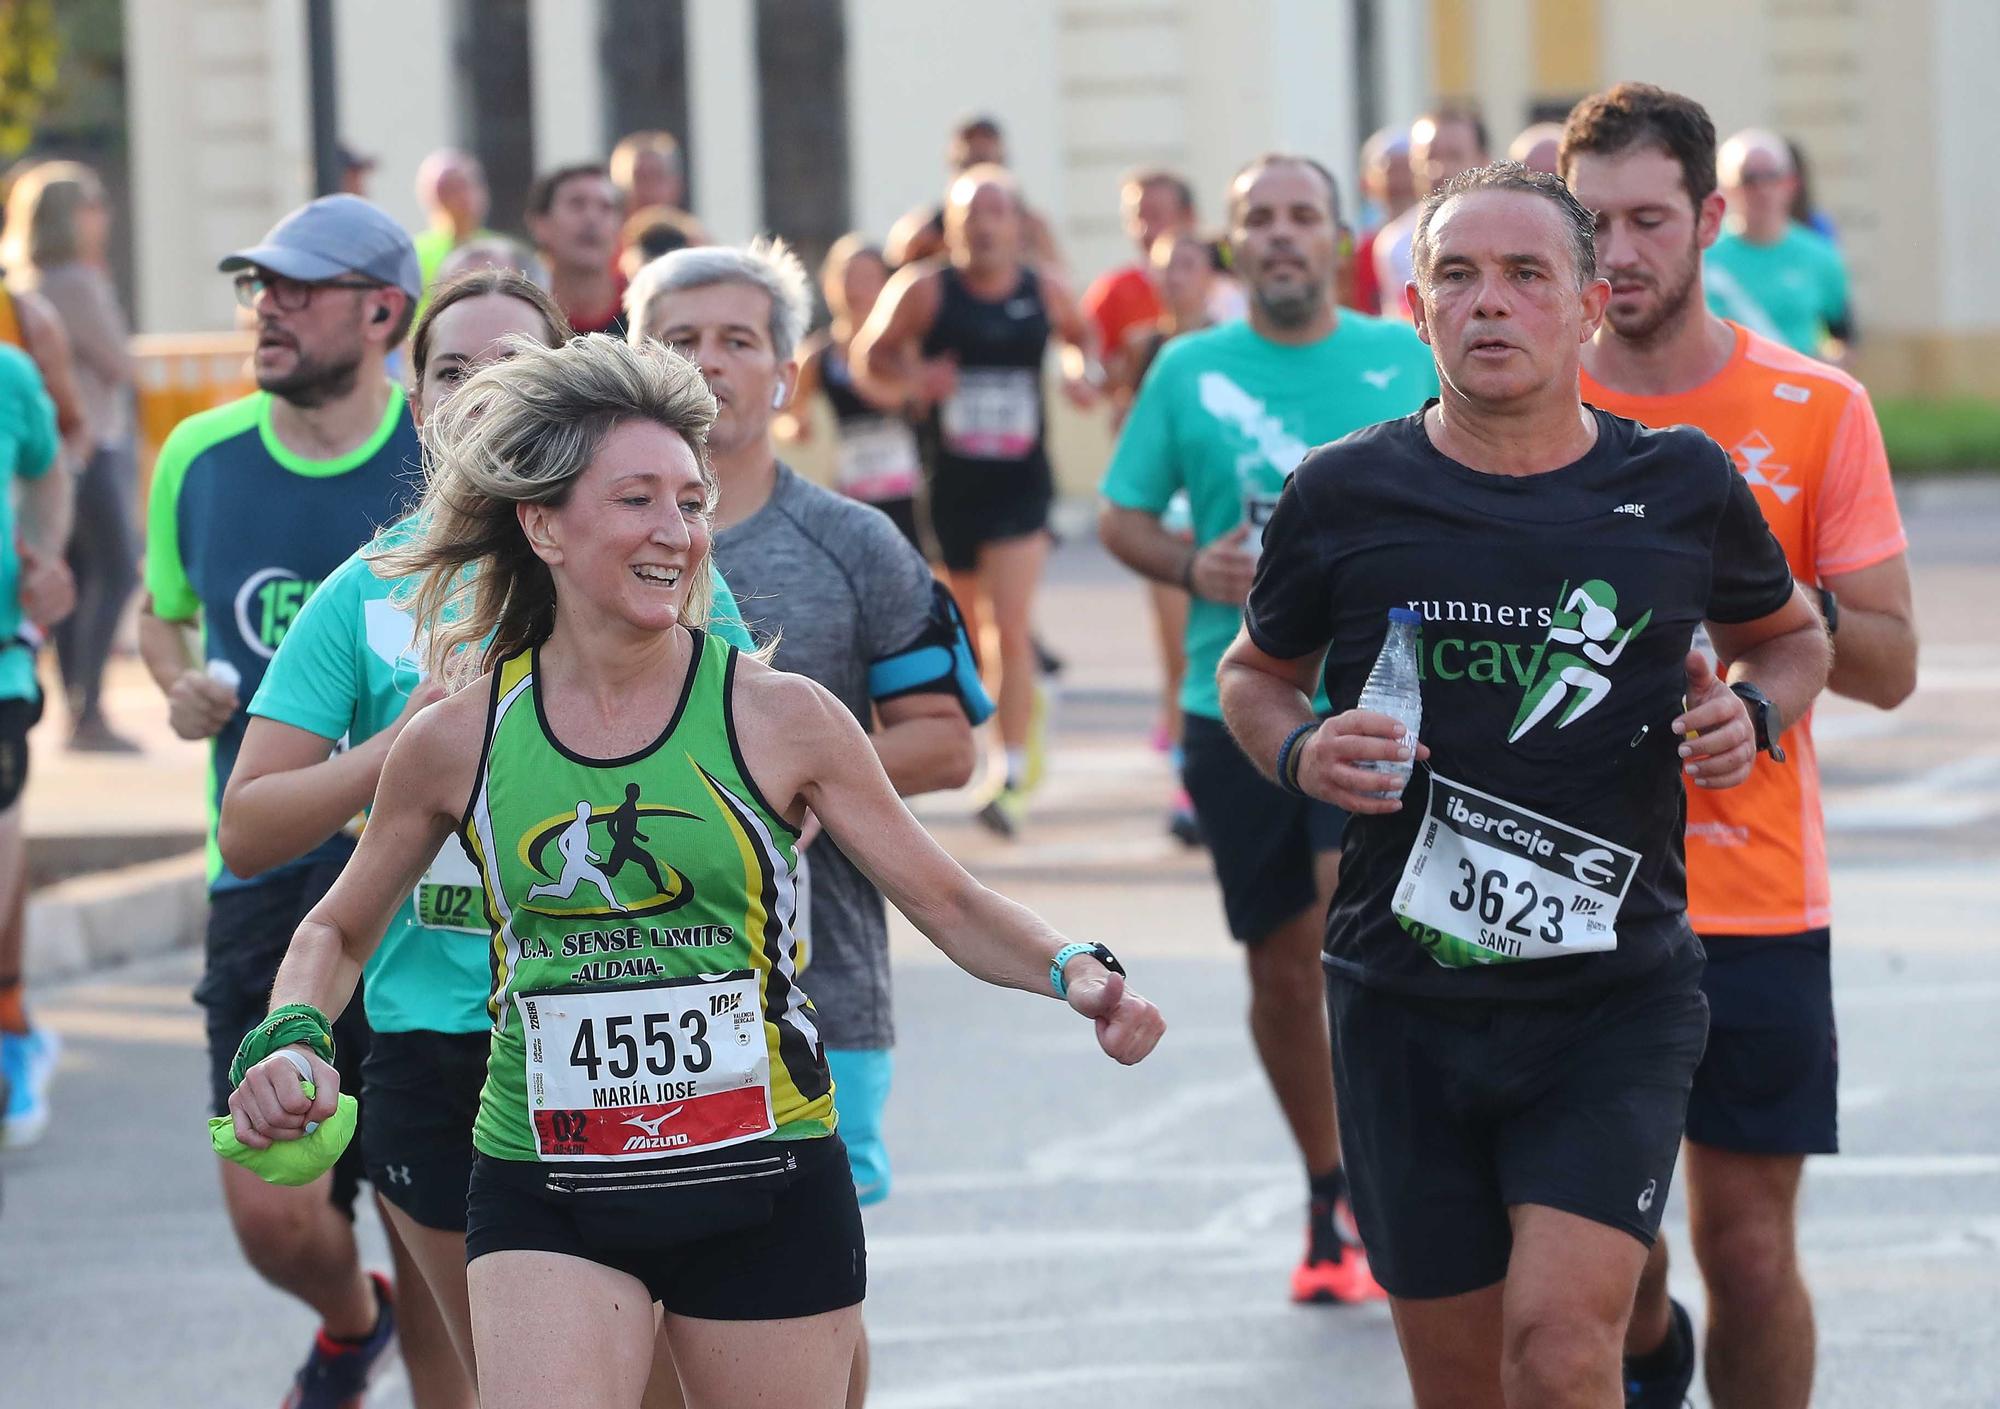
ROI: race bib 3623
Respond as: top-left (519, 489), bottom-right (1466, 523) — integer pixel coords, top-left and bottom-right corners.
top-left (1392, 771), bottom-right (1640, 969)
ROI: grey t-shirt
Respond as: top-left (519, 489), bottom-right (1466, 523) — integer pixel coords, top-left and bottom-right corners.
top-left (712, 463), bottom-right (940, 1049)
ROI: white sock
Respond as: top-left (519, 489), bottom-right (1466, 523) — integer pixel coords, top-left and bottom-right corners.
top-left (1005, 746), bottom-right (1028, 789)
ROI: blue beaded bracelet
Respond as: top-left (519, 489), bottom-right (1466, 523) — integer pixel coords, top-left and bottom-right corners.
top-left (1275, 720), bottom-right (1319, 798)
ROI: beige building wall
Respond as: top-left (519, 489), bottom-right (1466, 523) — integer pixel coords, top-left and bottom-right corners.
top-left (122, 0), bottom-right (1998, 397)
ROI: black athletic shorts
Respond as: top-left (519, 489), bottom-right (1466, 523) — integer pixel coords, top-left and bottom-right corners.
top-left (361, 1029), bottom-right (490, 1232)
top-left (924, 463), bottom-right (1053, 572)
top-left (1181, 713), bottom-right (1349, 943)
top-left (196, 851), bottom-right (372, 1219)
top-left (1685, 929), bottom-right (1837, 1156)
top-left (1327, 949), bottom-right (1710, 1300)
top-left (465, 1135), bottom-right (866, 1320)
top-left (0, 691), bottom-right (43, 812)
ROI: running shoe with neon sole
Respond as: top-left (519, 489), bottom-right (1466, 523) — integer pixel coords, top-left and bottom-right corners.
top-left (1290, 1197), bottom-right (1387, 1304)
top-left (974, 784), bottom-right (1028, 839)
top-left (1623, 1296), bottom-right (1697, 1408)
top-left (0, 1025), bottom-right (61, 1149)
top-left (282, 1271), bottom-right (396, 1409)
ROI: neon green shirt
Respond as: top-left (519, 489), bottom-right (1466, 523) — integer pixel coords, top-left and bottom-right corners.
top-left (248, 519), bottom-right (754, 1034)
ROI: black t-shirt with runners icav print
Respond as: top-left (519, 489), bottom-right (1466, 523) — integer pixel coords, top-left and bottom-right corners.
top-left (1245, 403), bottom-right (1795, 1003)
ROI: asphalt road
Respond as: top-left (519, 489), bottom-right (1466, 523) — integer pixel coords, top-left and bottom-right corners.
top-left (5, 481), bottom-right (1999, 1408)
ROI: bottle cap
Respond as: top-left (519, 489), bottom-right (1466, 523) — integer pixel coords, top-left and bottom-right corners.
top-left (1386, 607), bottom-right (1422, 625)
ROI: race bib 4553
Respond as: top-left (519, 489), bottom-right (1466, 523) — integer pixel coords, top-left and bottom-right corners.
top-left (1393, 771), bottom-right (1639, 969)
top-left (518, 974), bottom-right (774, 1162)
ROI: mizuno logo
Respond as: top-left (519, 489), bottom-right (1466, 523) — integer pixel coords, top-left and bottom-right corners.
top-left (1360, 367), bottom-right (1400, 389)
top-left (622, 1107), bottom-right (683, 1138)
top-left (1613, 502), bottom-right (1646, 518)
top-left (1773, 383), bottom-right (1811, 404)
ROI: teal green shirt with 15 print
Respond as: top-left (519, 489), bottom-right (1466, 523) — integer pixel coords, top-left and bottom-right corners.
top-left (249, 521), bottom-right (756, 1035)
top-left (1101, 314), bottom-right (1438, 721)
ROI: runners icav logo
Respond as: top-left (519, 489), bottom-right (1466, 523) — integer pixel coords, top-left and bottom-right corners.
top-left (518, 784), bottom-right (701, 919)
top-left (1404, 579), bottom-right (1655, 744)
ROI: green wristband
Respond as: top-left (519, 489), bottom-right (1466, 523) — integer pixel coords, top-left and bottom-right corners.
top-left (228, 1004), bottom-right (336, 1089)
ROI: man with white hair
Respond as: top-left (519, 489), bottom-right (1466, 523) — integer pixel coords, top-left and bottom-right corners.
top-left (627, 239), bottom-right (991, 1409)
top-left (411, 149), bottom-right (496, 301)
top-left (1706, 129), bottom-right (1851, 356)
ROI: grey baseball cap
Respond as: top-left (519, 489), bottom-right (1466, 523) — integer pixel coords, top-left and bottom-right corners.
top-left (218, 194), bottom-right (422, 300)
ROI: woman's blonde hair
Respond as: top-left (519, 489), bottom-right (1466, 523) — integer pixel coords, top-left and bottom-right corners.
top-left (372, 332), bottom-right (718, 684)
top-left (1, 160), bottom-right (104, 270)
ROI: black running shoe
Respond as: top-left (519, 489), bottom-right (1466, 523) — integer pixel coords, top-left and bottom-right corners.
top-left (1624, 1296), bottom-right (1696, 1408)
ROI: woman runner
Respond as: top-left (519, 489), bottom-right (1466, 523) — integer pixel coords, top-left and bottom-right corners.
top-left (225, 333), bottom-right (1163, 1409)
top-left (777, 235), bottom-right (926, 551)
top-left (219, 270), bottom-right (758, 1406)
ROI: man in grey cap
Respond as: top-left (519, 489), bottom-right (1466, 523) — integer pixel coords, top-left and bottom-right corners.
top-left (138, 193), bottom-right (424, 1409)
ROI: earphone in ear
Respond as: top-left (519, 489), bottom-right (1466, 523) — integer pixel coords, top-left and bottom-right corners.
top-left (372, 306), bottom-right (391, 325)
top-left (770, 384), bottom-right (787, 410)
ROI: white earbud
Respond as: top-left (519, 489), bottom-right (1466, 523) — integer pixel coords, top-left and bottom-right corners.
top-left (771, 383), bottom-right (787, 410)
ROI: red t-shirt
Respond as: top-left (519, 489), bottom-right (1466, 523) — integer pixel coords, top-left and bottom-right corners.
top-left (1082, 266), bottom-right (1161, 357)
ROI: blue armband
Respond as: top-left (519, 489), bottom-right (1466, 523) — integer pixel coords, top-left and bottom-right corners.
top-left (867, 581), bottom-right (995, 725)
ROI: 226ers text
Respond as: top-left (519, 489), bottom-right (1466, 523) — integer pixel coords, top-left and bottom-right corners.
top-left (518, 973), bottom-right (775, 1160)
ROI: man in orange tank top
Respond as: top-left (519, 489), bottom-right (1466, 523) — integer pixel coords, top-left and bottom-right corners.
top-left (1563, 84), bottom-right (1918, 1409)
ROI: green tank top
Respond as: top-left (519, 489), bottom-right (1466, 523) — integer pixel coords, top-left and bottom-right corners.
top-left (462, 631), bottom-right (835, 1162)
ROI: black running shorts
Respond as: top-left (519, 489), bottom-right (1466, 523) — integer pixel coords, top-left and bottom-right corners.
top-left (197, 852), bottom-right (372, 1219)
top-left (0, 692), bottom-right (42, 812)
top-left (465, 1135), bottom-right (866, 1320)
top-left (1181, 713), bottom-right (1348, 944)
top-left (924, 463), bottom-right (1053, 572)
top-left (1685, 930), bottom-right (1837, 1156)
top-left (361, 1028), bottom-right (490, 1232)
top-left (1326, 949), bottom-right (1709, 1300)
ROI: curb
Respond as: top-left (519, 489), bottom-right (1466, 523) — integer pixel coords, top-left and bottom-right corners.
top-left (26, 851), bottom-right (208, 984)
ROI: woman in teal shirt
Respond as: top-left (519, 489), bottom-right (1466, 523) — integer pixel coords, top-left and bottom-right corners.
top-left (219, 270), bottom-right (754, 1405)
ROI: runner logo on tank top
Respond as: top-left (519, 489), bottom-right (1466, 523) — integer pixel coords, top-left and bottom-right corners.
top-left (519, 783), bottom-right (701, 925)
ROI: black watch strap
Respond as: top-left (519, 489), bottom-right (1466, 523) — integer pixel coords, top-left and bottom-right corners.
top-left (1729, 682), bottom-right (1787, 763)
top-left (1817, 585), bottom-right (1839, 637)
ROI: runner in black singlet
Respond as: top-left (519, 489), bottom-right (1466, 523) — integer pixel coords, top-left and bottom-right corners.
top-left (853, 166), bottom-right (1100, 835)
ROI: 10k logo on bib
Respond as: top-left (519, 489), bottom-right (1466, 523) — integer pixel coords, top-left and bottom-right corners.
top-left (1393, 771), bottom-right (1640, 968)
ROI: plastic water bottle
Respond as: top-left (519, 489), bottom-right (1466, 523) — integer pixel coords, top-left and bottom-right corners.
top-left (1356, 607), bottom-right (1423, 797)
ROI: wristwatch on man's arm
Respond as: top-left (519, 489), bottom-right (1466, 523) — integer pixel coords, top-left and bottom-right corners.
top-left (1728, 681), bottom-right (1787, 763)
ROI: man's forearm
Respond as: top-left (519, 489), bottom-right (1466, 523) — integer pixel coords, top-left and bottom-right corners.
top-left (1099, 506), bottom-right (1194, 589)
top-left (137, 606), bottom-right (197, 694)
top-left (1827, 606), bottom-right (1918, 709)
top-left (1217, 658), bottom-right (1317, 785)
top-left (1728, 623), bottom-right (1833, 734)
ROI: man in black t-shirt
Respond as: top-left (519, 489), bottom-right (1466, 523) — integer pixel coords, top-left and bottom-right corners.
top-left (1219, 163), bottom-right (1830, 1409)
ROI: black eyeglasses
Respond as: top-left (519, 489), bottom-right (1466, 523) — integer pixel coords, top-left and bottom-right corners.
top-left (233, 272), bottom-right (382, 312)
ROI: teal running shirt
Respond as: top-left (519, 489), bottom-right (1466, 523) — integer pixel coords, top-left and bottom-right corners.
top-left (0, 345), bottom-right (58, 703)
top-left (1101, 315), bottom-right (1437, 720)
